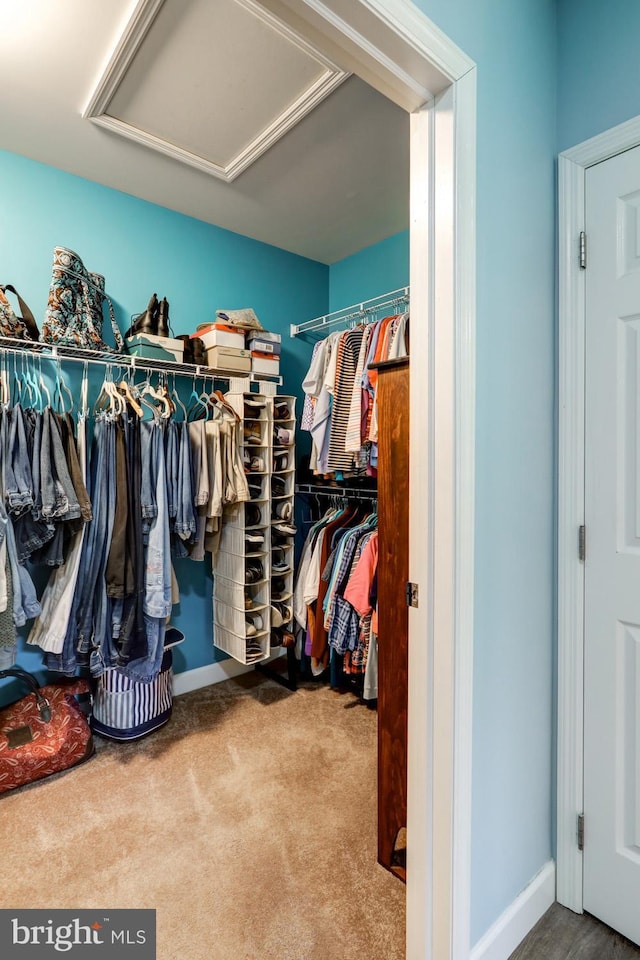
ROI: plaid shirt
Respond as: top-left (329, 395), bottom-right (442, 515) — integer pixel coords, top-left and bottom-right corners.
top-left (327, 529), bottom-right (374, 654)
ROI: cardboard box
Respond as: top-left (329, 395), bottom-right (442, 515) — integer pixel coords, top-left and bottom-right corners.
top-left (246, 337), bottom-right (281, 356)
top-left (206, 346), bottom-right (251, 373)
top-left (247, 329), bottom-right (281, 345)
top-left (196, 324), bottom-right (245, 351)
top-left (251, 353), bottom-right (280, 376)
top-left (126, 333), bottom-right (184, 363)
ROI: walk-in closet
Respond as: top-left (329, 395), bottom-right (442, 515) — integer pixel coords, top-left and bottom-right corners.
top-left (0, 2), bottom-right (426, 959)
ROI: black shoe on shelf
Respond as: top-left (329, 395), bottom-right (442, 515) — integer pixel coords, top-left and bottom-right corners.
top-left (245, 504), bottom-right (262, 526)
top-left (245, 560), bottom-right (264, 583)
top-left (157, 297), bottom-right (170, 337)
top-left (125, 292), bottom-right (158, 338)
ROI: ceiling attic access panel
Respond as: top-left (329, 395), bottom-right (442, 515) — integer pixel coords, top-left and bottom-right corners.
top-left (84, 0), bottom-right (349, 182)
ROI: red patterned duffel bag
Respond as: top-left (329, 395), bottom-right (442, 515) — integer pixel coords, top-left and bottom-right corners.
top-left (0, 668), bottom-right (94, 795)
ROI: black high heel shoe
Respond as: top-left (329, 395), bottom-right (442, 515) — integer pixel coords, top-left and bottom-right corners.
top-left (125, 293), bottom-right (159, 338)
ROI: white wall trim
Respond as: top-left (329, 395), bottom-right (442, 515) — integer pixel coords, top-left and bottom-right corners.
top-left (562, 114), bottom-right (640, 169)
top-left (258, 0), bottom-right (465, 110)
top-left (557, 112), bottom-right (640, 914)
top-left (172, 659), bottom-right (254, 697)
top-left (556, 153), bottom-right (586, 912)
top-left (360, 0), bottom-right (474, 81)
top-left (452, 65), bottom-right (477, 960)
top-left (469, 862), bottom-right (556, 960)
top-left (407, 101), bottom-right (435, 960)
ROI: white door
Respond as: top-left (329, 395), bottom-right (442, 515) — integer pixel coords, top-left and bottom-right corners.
top-left (584, 142), bottom-right (640, 945)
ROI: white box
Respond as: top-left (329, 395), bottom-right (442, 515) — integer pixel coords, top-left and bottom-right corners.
top-left (251, 354), bottom-right (280, 375)
top-left (247, 330), bottom-right (282, 345)
top-left (206, 346), bottom-right (251, 372)
top-left (247, 338), bottom-right (281, 356)
top-left (197, 325), bottom-right (246, 350)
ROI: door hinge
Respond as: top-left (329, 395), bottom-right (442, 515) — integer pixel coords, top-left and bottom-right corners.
top-left (405, 581), bottom-right (419, 608)
top-left (579, 230), bottom-right (587, 269)
top-left (577, 813), bottom-right (585, 851)
top-left (578, 525), bottom-right (586, 562)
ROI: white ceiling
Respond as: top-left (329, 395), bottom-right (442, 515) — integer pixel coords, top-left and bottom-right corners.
top-left (0, 0), bottom-right (409, 264)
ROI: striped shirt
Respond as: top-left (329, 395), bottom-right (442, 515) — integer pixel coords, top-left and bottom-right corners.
top-left (326, 328), bottom-right (365, 473)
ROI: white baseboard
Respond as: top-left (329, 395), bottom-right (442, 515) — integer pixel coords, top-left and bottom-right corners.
top-left (172, 650), bottom-right (287, 697)
top-left (172, 659), bottom-right (252, 695)
top-left (470, 861), bottom-right (556, 960)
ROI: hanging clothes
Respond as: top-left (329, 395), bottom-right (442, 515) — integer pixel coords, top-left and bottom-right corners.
top-left (293, 495), bottom-right (379, 698)
top-left (301, 312), bottom-right (408, 479)
top-left (0, 363), bottom-right (237, 679)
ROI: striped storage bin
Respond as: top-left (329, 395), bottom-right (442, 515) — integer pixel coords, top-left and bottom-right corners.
top-left (91, 629), bottom-right (184, 742)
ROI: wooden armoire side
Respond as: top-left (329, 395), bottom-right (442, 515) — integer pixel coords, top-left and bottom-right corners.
top-left (373, 356), bottom-right (409, 879)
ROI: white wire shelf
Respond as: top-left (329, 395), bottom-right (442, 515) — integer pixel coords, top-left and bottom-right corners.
top-left (0, 335), bottom-right (283, 386)
top-left (290, 286), bottom-right (409, 339)
top-left (295, 483), bottom-right (377, 502)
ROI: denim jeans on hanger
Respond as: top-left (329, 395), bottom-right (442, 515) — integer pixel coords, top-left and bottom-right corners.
top-left (164, 418), bottom-right (179, 525)
top-left (105, 417), bottom-right (128, 599)
top-left (140, 418), bottom-right (158, 532)
top-left (39, 409), bottom-right (68, 521)
top-left (5, 405), bottom-right (33, 515)
top-left (30, 409), bottom-right (43, 522)
top-left (75, 416), bottom-right (119, 675)
top-left (62, 412), bottom-right (92, 523)
top-left (165, 417), bottom-right (189, 559)
top-left (11, 408), bottom-right (54, 562)
top-left (114, 412), bottom-right (147, 669)
top-left (143, 422), bottom-right (172, 621)
top-left (175, 420), bottom-right (196, 539)
top-left (46, 408), bottom-right (81, 521)
top-left (0, 499), bottom-right (40, 627)
top-left (121, 419), bottom-right (171, 683)
top-left (43, 416), bottom-right (91, 675)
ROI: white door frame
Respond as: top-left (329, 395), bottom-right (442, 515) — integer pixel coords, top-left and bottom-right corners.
top-left (261, 3), bottom-right (477, 958)
top-left (557, 113), bottom-right (640, 913)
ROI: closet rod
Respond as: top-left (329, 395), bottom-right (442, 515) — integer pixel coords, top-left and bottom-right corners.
top-left (290, 286), bottom-right (409, 339)
top-left (295, 483), bottom-right (377, 503)
top-left (0, 336), bottom-right (283, 386)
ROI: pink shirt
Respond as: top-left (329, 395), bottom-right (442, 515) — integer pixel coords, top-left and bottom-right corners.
top-left (344, 531), bottom-right (378, 630)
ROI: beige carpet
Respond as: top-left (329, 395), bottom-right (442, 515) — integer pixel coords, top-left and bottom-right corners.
top-left (1, 673), bottom-right (405, 960)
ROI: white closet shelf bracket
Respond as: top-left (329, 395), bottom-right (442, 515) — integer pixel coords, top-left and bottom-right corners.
top-left (290, 286), bottom-right (409, 339)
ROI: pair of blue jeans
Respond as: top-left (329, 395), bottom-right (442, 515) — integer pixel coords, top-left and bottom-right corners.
top-left (174, 421), bottom-right (196, 542)
top-left (75, 416), bottom-right (119, 675)
top-left (120, 419), bottom-right (171, 682)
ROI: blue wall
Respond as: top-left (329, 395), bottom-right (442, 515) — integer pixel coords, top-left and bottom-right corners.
top-left (328, 230), bottom-right (409, 310)
top-left (558, 0), bottom-right (640, 152)
top-left (330, 0), bottom-right (557, 946)
top-left (0, 147), bottom-right (327, 691)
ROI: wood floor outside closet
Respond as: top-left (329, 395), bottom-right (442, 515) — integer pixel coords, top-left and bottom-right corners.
top-left (510, 903), bottom-right (640, 960)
